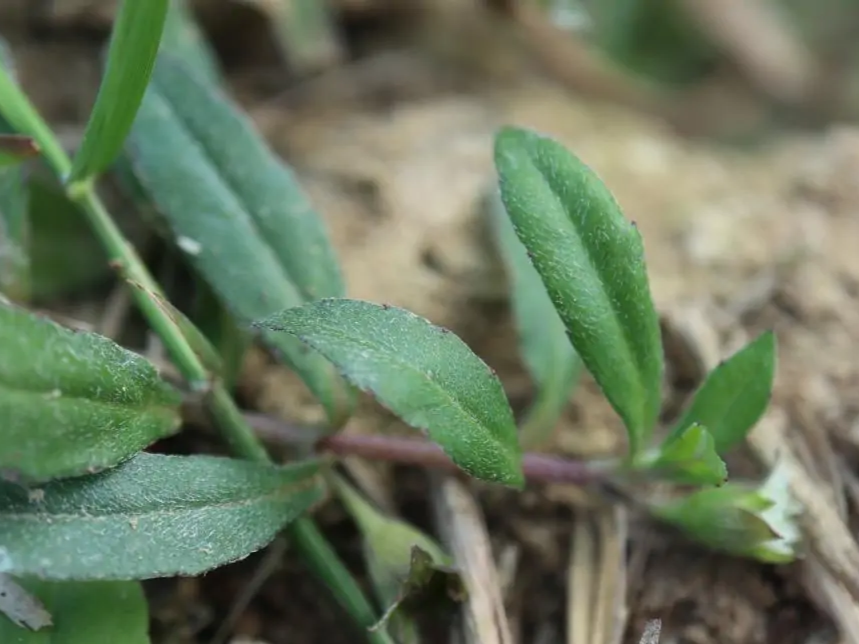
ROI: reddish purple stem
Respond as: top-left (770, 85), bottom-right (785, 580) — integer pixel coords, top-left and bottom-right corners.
top-left (244, 412), bottom-right (607, 486)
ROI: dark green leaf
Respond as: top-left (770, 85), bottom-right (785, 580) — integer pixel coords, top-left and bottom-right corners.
top-left (0, 303), bottom-right (181, 483)
top-left (0, 579), bottom-right (148, 643)
top-left (0, 453), bottom-right (323, 580)
top-left (486, 189), bottom-right (582, 448)
top-left (494, 126), bottom-right (663, 455)
top-left (108, 0), bottom-right (223, 215)
top-left (125, 54), bottom-right (354, 425)
top-left (143, 54), bottom-right (344, 303)
top-left (257, 299), bottom-right (524, 487)
top-left (645, 423), bottom-right (727, 486)
top-left (669, 331), bottom-right (776, 453)
top-left (68, 0), bottom-right (169, 185)
top-left (27, 180), bottom-right (109, 302)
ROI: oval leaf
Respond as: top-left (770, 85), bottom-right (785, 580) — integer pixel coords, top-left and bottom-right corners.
top-left (646, 423), bottom-right (727, 486)
top-left (0, 453), bottom-right (323, 580)
top-left (486, 189), bottom-right (582, 448)
top-left (125, 54), bottom-right (354, 425)
top-left (256, 299), bottom-right (524, 487)
top-left (0, 579), bottom-right (148, 643)
top-left (669, 331), bottom-right (776, 453)
top-left (145, 54), bottom-right (343, 303)
top-left (0, 303), bottom-right (181, 483)
top-left (494, 126), bottom-right (663, 454)
top-left (68, 0), bottom-right (169, 185)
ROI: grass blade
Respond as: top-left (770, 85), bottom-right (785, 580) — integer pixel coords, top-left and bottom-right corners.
top-left (0, 303), bottom-right (181, 483)
top-left (68, 0), bottom-right (169, 186)
top-left (486, 190), bottom-right (582, 448)
top-left (494, 126), bottom-right (663, 455)
top-left (257, 299), bottom-right (524, 487)
top-left (0, 579), bottom-right (148, 643)
top-left (125, 54), bottom-right (354, 425)
top-left (0, 453), bottom-right (323, 580)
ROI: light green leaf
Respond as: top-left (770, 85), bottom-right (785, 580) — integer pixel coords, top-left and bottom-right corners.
top-left (0, 453), bottom-right (323, 580)
top-left (651, 472), bottom-right (800, 563)
top-left (68, 0), bottom-right (169, 186)
top-left (645, 422), bottom-right (727, 486)
top-left (333, 475), bottom-right (454, 642)
top-left (0, 579), bottom-right (149, 643)
top-left (494, 126), bottom-right (663, 455)
top-left (486, 189), bottom-right (582, 449)
top-left (669, 331), bottom-right (776, 454)
top-left (0, 303), bottom-right (181, 483)
top-left (256, 299), bottom-right (524, 487)
top-left (125, 54), bottom-right (354, 426)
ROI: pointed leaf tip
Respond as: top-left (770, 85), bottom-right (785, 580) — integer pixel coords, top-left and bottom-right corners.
top-left (257, 299), bottom-right (525, 487)
top-left (493, 126), bottom-right (664, 455)
top-left (0, 303), bottom-right (181, 483)
top-left (669, 331), bottom-right (776, 454)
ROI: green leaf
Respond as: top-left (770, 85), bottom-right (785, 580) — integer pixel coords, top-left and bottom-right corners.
top-left (0, 453), bottom-right (323, 580)
top-left (644, 423), bottom-right (727, 486)
top-left (486, 189), bottom-right (582, 449)
top-left (494, 126), bottom-right (663, 455)
top-left (0, 579), bottom-right (149, 643)
top-left (256, 299), bottom-right (524, 487)
top-left (68, 0), bottom-right (169, 186)
top-left (125, 53), bottom-right (354, 426)
top-left (0, 303), bottom-right (181, 483)
top-left (27, 180), bottom-right (110, 302)
top-left (108, 0), bottom-right (223, 214)
top-left (333, 475), bottom-right (457, 641)
top-left (668, 331), bottom-right (776, 454)
top-left (160, 0), bottom-right (222, 86)
top-left (651, 473), bottom-right (800, 563)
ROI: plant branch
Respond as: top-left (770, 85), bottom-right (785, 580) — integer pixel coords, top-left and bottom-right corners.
top-left (243, 411), bottom-right (614, 486)
top-left (0, 66), bottom-right (392, 644)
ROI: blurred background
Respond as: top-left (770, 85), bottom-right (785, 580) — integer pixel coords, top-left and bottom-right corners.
top-left (3, 1), bottom-right (859, 643)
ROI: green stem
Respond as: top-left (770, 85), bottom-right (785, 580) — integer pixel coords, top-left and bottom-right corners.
top-left (0, 64), bottom-right (391, 644)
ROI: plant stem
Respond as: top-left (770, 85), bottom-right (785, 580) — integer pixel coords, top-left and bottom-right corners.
top-left (245, 411), bottom-right (614, 486)
top-left (0, 67), bottom-right (392, 644)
